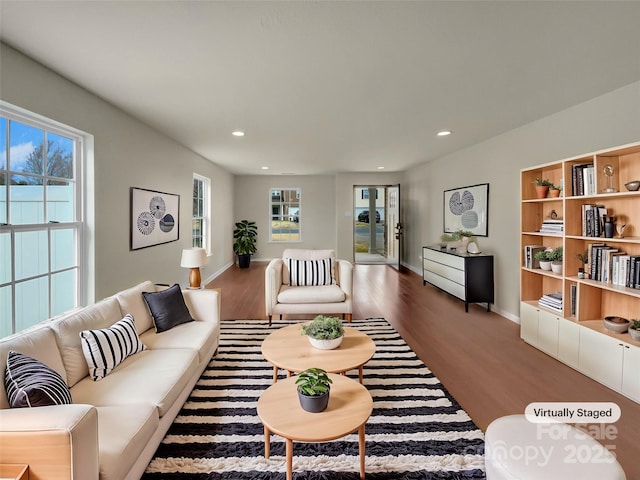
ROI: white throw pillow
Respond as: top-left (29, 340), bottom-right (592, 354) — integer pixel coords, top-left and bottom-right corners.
top-left (80, 314), bottom-right (146, 381)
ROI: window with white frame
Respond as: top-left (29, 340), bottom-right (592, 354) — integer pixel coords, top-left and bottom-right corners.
top-left (0, 104), bottom-right (85, 336)
top-left (270, 188), bottom-right (300, 242)
top-left (192, 174), bottom-right (210, 251)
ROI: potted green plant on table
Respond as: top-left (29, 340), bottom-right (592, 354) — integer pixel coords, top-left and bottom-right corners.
top-left (534, 178), bottom-right (552, 198)
top-left (550, 246), bottom-right (563, 274)
top-left (233, 220), bottom-right (257, 268)
top-left (534, 249), bottom-right (553, 271)
top-left (629, 320), bottom-right (640, 342)
top-left (301, 315), bottom-right (345, 350)
top-left (295, 367), bottom-right (332, 413)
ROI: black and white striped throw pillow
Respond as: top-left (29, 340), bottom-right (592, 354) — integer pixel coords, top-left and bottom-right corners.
top-left (287, 258), bottom-right (335, 286)
top-left (80, 314), bottom-right (146, 381)
top-left (5, 351), bottom-right (72, 408)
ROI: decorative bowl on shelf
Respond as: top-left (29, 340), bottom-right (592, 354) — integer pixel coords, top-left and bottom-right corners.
top-left (602, 316), bottom-right (630, 334)
top-left (624, 180), bottom-right (640, 191)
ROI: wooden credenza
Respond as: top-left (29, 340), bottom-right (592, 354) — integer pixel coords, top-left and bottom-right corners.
top-left (422, 246), bottom-right (494, 312)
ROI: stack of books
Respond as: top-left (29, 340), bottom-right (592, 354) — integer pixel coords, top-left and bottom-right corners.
top-left (581, 204), bottom-right (607, 237)
top-left (523, 245), bottom-right (546, 269)
top-left (571, 162), bottom-right (596, 196)
top-left (538, 292), bottom-right (563, 313)
top-left (539, 219), bottom-right (564, 235)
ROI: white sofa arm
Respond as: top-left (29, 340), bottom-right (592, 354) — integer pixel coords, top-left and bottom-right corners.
top-left (337, 259), bottom-right (354, 296)
top-left (0, 404), bottom-right (99, 480)
top-left (265, 258), bottom-right (284, 316)
top-left (182, 289), bottom-right (220, 323)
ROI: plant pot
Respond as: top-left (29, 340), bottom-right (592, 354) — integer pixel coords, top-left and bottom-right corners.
top-left (629, 328), bottom-right (640, 342)
top-left (535, 185), bottom-right (549, 199)
top-left (551, 262), bottom-right (563, 274)
top-left (308, 335), bottom-right (343, 350)
top-left (237, 254), bottom-right (251, 268)
top-left (548, 188), bottom-right (561, 197)
top-left (539, 260), bottom-right (552, 271)
top-left (298, 389), bottom-right (329, 413)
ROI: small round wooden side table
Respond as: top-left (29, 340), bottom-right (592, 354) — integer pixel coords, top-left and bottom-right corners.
top-left (256, 373), bottom-right (373, 480)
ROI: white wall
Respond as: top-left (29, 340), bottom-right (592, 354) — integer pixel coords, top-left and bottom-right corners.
top-left (404, 81), bottom-right (640, 321)
top-left (1, 43), bottom-right (236, 301)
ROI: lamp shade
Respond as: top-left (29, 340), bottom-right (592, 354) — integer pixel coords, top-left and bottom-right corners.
top-left (180, 248), bottom-right (207, 268)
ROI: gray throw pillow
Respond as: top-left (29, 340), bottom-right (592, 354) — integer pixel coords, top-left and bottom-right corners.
top-left (142, 283), bottom-right (194, 333)
top-left (5, 351), bottom-right (72, 408)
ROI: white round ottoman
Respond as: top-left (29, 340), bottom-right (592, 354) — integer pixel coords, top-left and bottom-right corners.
top-left (484, 415), bottom-right (626, 480)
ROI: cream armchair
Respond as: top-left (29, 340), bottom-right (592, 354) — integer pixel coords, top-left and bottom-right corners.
top-left (265, 249), bottom-right (353, 325)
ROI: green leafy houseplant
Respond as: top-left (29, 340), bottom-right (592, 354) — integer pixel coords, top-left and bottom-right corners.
top-left (440, 229), bottom-right (476, 243)
top-left (233, 220), bottom-right (257, 268)
top-left (301, 315), bottom-right (344, 340)
top-left (534, 178), bottom-right (553, 187)
top-left (550, 246), bottom-right (563, 264)
top-left (534, 249), bottom-right (553, 262)
top-left (629, 320), bottom-right (640, 342)
top-left (295, 367), bottom-right (332, 397)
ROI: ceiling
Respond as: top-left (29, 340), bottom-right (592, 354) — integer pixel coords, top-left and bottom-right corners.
top-left (1, 1), bottom-right (639, 176)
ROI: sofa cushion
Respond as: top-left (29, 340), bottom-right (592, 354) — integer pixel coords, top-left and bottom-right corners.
top-left (140, 320), bottom-right (217, 364)
top-left (142, 284), bottom-right (194, 333)
top-left (114, 280), bottom-right (156, 334)
top-left (70, 348), bottom-right (199, 417)
top-left (277, 284), bottom-right (346, 304)
top-left (282, 249), bottom-right (336, 285)
top-left (50, 297), bottom-right (122, 387)
top-left (96, 404), bottom-right (159, 480)
top-left (80, 314), bottom-right (146, 381)
top-left (5, 351), bottom-right (72, 408)
top-left (285, 257), bottom-right (335, 286)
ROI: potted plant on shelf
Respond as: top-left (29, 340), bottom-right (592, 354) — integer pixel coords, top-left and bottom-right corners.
top-left (629, 320), bottom-right (640, 342)
top-left (295, 367), bottom-right (332, 413)
top-left (301, 315), bottom-right (345, 350)
top-left (576, 250), bottom-right (588, 278)
top-left (534, 249), bottom-right (553, 271)
top-left (534, 178), bottom-right (552, 198)
top-left (548, 183), bottom-right (562, 197)
top-left (550, 246), bottom-right (563, 274)
top-left (233, 220), bottom-right (257, 268)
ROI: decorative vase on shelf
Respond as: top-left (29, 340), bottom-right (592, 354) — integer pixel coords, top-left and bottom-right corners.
top-left (604, 216), bottom-right (615, 238)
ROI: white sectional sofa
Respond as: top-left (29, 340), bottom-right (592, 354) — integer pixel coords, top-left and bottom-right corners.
top-left (0, 281), bottom-right (220, 480)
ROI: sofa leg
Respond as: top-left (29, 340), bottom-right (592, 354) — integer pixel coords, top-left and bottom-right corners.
top-left (345, 314), bottom-right (352, 323)
top-left (268, 315), bottom-right (272, 327)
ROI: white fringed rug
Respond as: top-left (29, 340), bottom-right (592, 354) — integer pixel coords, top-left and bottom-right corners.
top-left (142, 318), bottom-right (486, 479)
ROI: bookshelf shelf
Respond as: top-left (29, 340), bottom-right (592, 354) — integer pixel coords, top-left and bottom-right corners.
top-left (520, 141), bottom-right (640, 403)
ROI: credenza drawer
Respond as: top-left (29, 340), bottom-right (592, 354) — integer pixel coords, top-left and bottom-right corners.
top-left (423, 258), bottom-right (465, 285)
top-left (424, 271), bottom-right (466, 300)
top-left (423, 247), bottom-right (465, 270)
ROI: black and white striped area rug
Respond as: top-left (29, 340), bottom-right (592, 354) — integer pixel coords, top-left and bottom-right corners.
top-left (142, 319), bottom-right (486, 479)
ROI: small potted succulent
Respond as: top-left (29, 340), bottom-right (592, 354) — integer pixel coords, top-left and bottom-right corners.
top-left (550, 246), bottom-right (563, 274)
top-left (548, 183), bottom-right (562, 197)
top-left (295, 367), bottom-right (332, 413)
top-left (534, 178), bottom-right (552, 198)
top-left (534, 249), bottom-right (553, 271)
top-left (629, 319), bottom-right (640, 342)
top-left (301, 315), bottom-right (345, 350)
top-left (576, 250), bottom-right (588, 278)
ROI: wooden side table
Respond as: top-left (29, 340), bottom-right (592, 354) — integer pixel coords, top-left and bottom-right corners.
top-left (256, 374), bottom-right (373, 480)
top-left (0, 465), bottom-right (28, 480)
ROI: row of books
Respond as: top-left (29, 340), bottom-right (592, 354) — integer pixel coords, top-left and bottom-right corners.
top-left (539, 219), bottom-right (564, 235)
top-left (523, 245), bottom-right (546, 269)
top-left (581, 204), bottom-right (608, 237)
top-left (538, 292), bottom-right (562, 312)
top-left (571, 163), bottom-right (596, 196)
top-left (587, 243), bottom-right (640, 288)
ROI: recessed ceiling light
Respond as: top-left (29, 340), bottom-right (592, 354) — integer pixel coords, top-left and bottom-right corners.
top-left (437, 130), bottom-right (452, 136)
top-left (232, 131), bottom-right (245, 137)
top-left (261, 166), bottom-right (269, 170)
top-left (377, 166), bottom-right (385, 170)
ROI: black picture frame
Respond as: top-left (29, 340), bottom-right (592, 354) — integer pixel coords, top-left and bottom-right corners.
top-left (443, 183), bottom-right (489, 237)
top-left (130, 187), bottom-right (180, 250)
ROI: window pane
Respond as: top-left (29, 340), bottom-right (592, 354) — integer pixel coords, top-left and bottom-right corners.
top-left (47, 179), bottom-right (74, 222)
top-left (0, 285), bottom-right (12, 338)
top-left (15, 230), bottom-right (48, 280)
top-left (0, 117), bottom-right (6, 170)
top-left (51, 269), bottom-right (76, 317)
top-left (10, 121), bottom-right (44, 175)
top-left (46, 132), bottom-right (73, 179)
top-left (51, 228), bottom-right (75, 270)
top-left (0, 231), bottom-right (10, 284)
top-left (0, 174), bottom-right (6, 224)
top-left (270, 188), bottom-right (301, 241)
top-left (10, 175), bottom-right (44, 224)
top-left (15, 277), bottom-right (48, 331)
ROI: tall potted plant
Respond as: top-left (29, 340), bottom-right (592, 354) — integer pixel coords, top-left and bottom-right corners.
top-left (233, 220), bottom-right (257, 268)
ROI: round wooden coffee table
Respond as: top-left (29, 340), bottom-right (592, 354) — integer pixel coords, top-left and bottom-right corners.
top-left (256, 373), bottom-right (373, 480)
top-left (261, 324), bottom-right (376, 383)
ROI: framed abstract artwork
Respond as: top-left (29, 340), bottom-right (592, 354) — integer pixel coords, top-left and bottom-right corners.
top-left (130, 187), bottom-right (180, 250)
top-left (443, 183), bottom-right (489, 237)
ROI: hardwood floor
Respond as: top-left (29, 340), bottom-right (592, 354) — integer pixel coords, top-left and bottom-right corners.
top-left (207, 262), bottom-right (639, 478)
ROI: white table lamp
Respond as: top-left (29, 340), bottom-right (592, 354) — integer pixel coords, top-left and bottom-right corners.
top-left (180, 248), bottom-right (207, 288)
